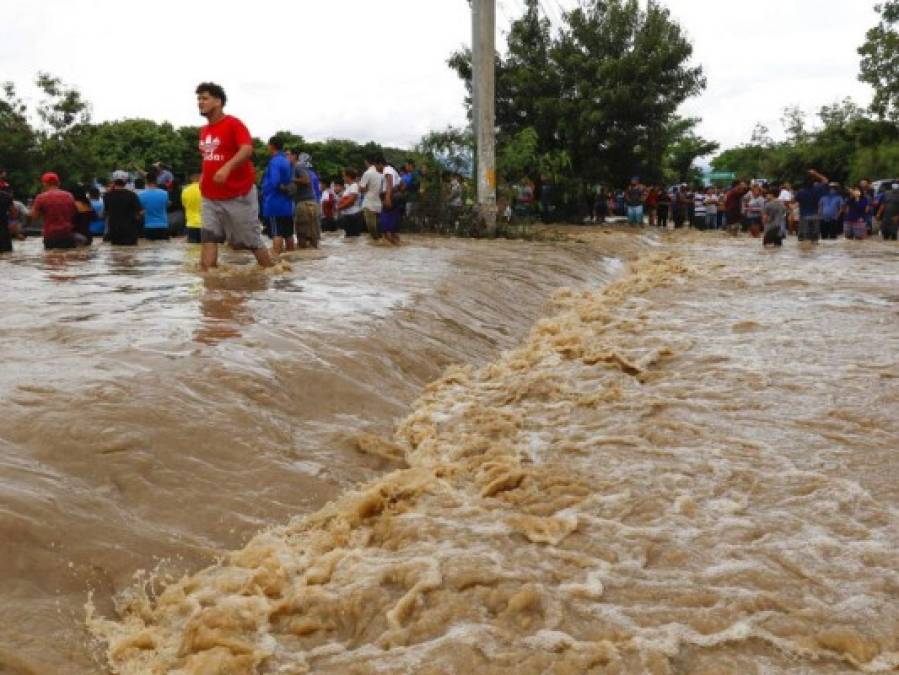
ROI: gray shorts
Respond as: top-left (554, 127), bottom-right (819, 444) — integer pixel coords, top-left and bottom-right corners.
top-left (201, 186), bottom-right (265, 250)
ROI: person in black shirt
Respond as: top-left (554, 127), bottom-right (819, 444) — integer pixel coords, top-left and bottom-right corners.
top-left (0, 181), bottom-right (13, 253)
top-left (103, 178), bottom-right (143, 245)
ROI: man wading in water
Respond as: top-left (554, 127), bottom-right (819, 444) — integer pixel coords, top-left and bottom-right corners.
top-left (195, 82), bottom-right (273, 270)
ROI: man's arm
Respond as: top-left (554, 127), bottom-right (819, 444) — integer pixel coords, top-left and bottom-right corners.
top-left (213, 144), bottom-right (254, 185)
top-left (808, 169), bottom-right (828, 184)
top-left (293, 167), bottom-right (311, 187)
top-left (279, 159), bottom-right (293, 192)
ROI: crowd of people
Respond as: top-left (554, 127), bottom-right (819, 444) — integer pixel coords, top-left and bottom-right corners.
top-left (2, 82), bottom-right (897, 260)
top-left (0, 83), bottom-right (424, 267)
top-left (593, 172), bottom-right (899, 244)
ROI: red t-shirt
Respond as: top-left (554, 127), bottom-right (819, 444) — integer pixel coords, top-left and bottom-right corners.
top-left (322, 191), bottom-right (336, 219)
top-left (33, 189), bottom-right (76, 239)
top-left (198, 115), bottom-right (255, 201)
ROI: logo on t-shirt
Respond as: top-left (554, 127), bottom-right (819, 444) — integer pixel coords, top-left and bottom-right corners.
top-left (199, 134), bottom-right (223, 162)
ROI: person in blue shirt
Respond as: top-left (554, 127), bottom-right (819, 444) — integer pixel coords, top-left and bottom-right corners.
top-left (261, 137), bottom-right (296, 253)
top-left (152, 162), bottom-right (174, 189)
top-left (138, 171), bottom-right (170, 240)
top-left (88, 187), bottom-right (106, 236)
top-left (818, 183), bottom-right (844, 240)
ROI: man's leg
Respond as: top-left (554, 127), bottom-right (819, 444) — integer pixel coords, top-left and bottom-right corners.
top-left (237, 188), bottom-right (274, 267)
top-left (364, 209), bottom-right (379, 239)
top-left (271, 215), bottom-right (284, 255)
top-left (253, 246), bottom-right (274, 267)
top-left (200, 198), bottom-right (225, 269)
top-left (200, 242), bottom-right (218, 269)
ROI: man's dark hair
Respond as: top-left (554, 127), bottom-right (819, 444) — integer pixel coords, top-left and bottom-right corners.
top-left (195, 82), bottom-right (227, 106)
top-left (146, 169), bottom-right (158, 184)
top-left (405, 159), bottom-right (415, 167)
top-left (68, 183), bottom-right (89, 203)
top-left (365, 153), bottom-right (379, 164)
top-left (113, 178), bottom-right (127, 187)
top-left (344, 167), bottom-right (358, 180)
top-left (268, 136), bottom-right (284, 150)
top-left (134, 178), bottom-right (146, 190)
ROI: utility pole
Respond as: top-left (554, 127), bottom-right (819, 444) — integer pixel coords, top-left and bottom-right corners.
top-left (472, 0), bottom-right (497, 233)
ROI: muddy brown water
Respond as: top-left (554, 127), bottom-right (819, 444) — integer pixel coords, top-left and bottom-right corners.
top-left (1, 231), bottom-right (896, 674)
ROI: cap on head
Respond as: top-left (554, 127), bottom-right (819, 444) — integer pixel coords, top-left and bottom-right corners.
top-left (41, 172), bottom-right (60, 186)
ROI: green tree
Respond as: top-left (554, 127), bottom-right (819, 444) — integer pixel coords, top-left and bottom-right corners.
top-left (33, 72), bottom-right (100, 183)
top-left (84, 119), bottom-right (191, 177)
top-left (781, 106), bottom-right (808, 144)
top-left (663, 117), bottom-right (719, 183)
top-left (175, 126), bottom-right (202, 175)
top-left (858, 1), bottom-right (899, 120)
top-left (449, 1), bottom-right (559, 155)
top-left (551, 0), bottom-right (706, 186)
top-left (712, 97), bottom-right (899, 186)
top-left (499, 127), bottom-right (540, 180)
top-left (416, 126), bottom-right (473, 176)
top-left (850, 140), bottom-right (899, 181)
top-left (449, 0), bottom-right (706, 209)
top-left (0, 82), bottom-right (39, 192)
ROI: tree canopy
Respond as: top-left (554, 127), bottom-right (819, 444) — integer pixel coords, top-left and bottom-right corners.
top-left (449, 0), bottom-right (709, 191)
top-left (711, 99), bottom-right (899, 185)
top-left (858, 1), bottom-right (899, 121)
top-left (0, 74), bottom-right (420, 196)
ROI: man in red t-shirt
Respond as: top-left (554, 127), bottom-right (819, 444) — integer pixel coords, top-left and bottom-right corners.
top-left (724, 180), bottom-right (749, 234)
top-left (31, 172), bottom-right (87, 250)
top-left (194, 82), bottom-right (272, 270)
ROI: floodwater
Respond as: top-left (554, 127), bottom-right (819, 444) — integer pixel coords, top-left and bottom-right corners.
top-left (0, 232), bottom-right (614, 674)
top-left (1, 230), bottom-right (897, 674)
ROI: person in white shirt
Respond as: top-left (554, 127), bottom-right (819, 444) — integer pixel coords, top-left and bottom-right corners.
top-left (693, 188), bottom-right (707, 228)
top-left (338, 167), bottom-right (364, 237)
top-left (377, 158), bottom-right (402, 245)
top-left (778, 182), bottom-right (794, 237)
top-left (320, 178), bottom-right (338, 232)
top-left (703, 187), bottom-right (719, 230)
top-left (359, 155), bottom-right (383, 240)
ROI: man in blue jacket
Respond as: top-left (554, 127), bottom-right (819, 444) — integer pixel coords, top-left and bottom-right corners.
top-left (262, 136), bottom-right (295, 253)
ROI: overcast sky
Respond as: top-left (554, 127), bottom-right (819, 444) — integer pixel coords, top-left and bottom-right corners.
top-left (1, 0), bottom-right (880, 155)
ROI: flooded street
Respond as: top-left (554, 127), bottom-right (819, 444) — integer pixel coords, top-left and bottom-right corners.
top-left (0, 233), bottom-right (612, 674)
top-left (1, 231), bottom-right (897, 673)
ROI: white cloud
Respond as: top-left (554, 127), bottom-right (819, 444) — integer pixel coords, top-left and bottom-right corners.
top-left (1, 0), bottom-right (881, 154)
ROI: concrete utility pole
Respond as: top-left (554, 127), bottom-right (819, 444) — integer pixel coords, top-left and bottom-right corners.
top-left (472, 0), bottom-right (497, 233)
